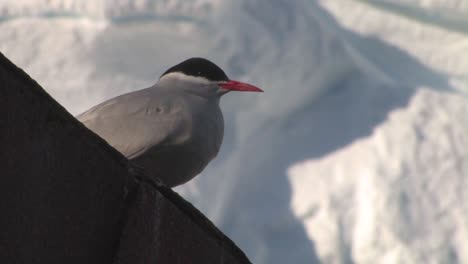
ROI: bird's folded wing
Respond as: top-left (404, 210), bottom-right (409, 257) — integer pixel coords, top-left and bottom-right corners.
top-left (76, 89), bottom-right (188, 159)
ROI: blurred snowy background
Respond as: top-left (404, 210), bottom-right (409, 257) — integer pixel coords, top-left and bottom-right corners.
top-left (1, 0), bottom-right (467, 263)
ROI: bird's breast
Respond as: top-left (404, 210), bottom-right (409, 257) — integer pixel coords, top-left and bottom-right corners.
top-left (142, 96), bottom-right (224, 186)
top-left (186, 97), bottom-right (224, 163)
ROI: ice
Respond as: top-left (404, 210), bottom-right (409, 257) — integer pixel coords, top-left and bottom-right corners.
top-left (289, 88), bottom-right (468, 263)
top-left (1, 0), bottom-right (467, 263)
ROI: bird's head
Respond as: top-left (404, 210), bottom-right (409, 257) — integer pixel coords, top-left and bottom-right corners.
top-left (158, 58), bottom-right (263, 97)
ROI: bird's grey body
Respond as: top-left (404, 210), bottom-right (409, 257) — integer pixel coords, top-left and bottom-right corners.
top-left (77, 58), bottom-right (261, 187)
top-left (78, 77), bottom-right (224, 187)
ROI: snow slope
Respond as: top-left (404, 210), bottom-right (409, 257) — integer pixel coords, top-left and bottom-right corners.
top-left (1, 0), bottom-right (467, 263)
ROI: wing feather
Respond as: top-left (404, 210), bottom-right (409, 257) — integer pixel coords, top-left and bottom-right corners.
top-left (76, 88), bottom-right (188, 159)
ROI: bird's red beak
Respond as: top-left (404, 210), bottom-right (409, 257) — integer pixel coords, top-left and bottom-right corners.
top-left (219, 80), bottom-right (263, 92)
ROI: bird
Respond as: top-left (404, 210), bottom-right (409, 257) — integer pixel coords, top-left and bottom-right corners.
top-left (77, 58), bottom-right (263, 188)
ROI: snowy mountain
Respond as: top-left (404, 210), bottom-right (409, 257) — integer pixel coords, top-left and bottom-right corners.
top-left (1, 0), bottom-right (467, 263)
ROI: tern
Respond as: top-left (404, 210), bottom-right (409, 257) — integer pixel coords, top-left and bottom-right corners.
top-left (77, 58), bottom-right (262, 187)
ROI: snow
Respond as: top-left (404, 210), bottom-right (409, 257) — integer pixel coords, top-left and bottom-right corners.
top-left (1, 0), bottom-right (467, 263)
top-left (289, 88), bottom-right (468, 263)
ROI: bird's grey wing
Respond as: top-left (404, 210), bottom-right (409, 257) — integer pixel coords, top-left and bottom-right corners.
top-left (76, 89), bottom-right (188, 159)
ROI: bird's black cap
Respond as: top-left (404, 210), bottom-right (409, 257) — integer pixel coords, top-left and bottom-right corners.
top-left (161, 58), bottom-right (229, 82)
